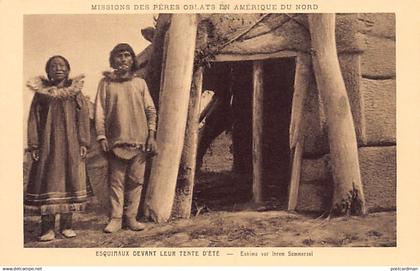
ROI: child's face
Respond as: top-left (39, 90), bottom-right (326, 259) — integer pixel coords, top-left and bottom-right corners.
top-left (113, 50), bottom-right (133, 73)
top-left (48, 57), bottom-right (69, 82)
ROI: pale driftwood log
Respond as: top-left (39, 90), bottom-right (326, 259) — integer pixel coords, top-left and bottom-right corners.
top-left (308, 14), bottom-right (366, 216)
top-left (287, 53), bottom-right (311, 211)
top-left (172, 29), bottom-right (208, 219)
top-left (144, 14), bottom-right (198, 223)
top-left (145, 14), bottom-right (171, 104)
top-left (172, 66), bottom-right (204, 218)
top-left (252, 61), bottom-right (264, 204)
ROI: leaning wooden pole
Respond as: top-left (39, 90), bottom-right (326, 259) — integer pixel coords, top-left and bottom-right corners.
top-left (252, 61), bottom-right (264, 204)
top-left (308, 14), bottom-right (366, 216)
top-left (287, 53), bottom-right (311, 211)
top-left (144, 14), bottom-right (198, 223)
top-left (172, 66), bottom-right (203, 218)
top-left (172, 29), bottom-right (208, 219)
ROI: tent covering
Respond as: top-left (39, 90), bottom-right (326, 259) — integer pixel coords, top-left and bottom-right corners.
top-left (197, 14), bottom-right (362, 58)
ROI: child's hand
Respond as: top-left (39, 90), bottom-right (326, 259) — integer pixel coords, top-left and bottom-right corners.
top-left (80, 146), bottom-right (88, 159)
top-left (100, 139), bottom-right (109, 152)
top-left (31, 149), bottom-right (40, 162)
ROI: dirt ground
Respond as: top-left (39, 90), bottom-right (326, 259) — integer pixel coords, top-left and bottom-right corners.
top-left (23, 132), bottom-right (396, 248)
top-left (24, 208), bottom-right (396, 248)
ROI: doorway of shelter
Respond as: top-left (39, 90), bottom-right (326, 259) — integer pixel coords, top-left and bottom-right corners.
top-left (194, 57), bottom-right (296, 211)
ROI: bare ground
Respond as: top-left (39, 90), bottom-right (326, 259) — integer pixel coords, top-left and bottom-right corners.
top-left (24, 133), bottom-right (396, 248)
top-left (24, 208), bottom-right (396, 248)
top-left (24, 168), bottom-right (396, 248)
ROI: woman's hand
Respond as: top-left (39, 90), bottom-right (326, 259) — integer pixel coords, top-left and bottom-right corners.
top-left (80, 146), bottom-right (88, 159)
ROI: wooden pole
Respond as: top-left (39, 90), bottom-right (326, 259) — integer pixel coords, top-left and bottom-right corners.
top-left (308, 14), bottom-right (366, 216)
top-left (158, 31), bottom-right (169, 109)
top-left (172, 66), bottom-right (203, 218)
top-left (172, 28), bottom-right (208, 219)
top-left (287, 53), bottom-right (311, 211)
top-left (144, 14), bottom-right (198, 223)
top-left (145, 14), bottom-right (171, 105)
top-left (252, 61), bottom-right (264, 204)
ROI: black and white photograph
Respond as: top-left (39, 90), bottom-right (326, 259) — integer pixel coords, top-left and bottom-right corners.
top-left (22, 13), bottom-right (396, 248)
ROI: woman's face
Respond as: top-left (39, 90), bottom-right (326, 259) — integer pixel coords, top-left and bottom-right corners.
top-left (113, 50), bottom-right (133, 73)
top-left (48, 57), bottom-right (69, 82)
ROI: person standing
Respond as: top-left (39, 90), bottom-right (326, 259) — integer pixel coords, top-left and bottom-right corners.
top-left (25, 55), bottom-right (92, 241)
top-left (95, 43), bottom-right (157, 233)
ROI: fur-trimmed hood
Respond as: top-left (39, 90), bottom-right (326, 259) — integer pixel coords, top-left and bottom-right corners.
top-left (26, 74), bottom-right (85, 98)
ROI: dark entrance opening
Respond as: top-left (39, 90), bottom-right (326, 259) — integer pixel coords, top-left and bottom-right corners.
top-left (262, 58), bottom-right (296, 201)
top-left (195, 57), bottom-right (296, 211)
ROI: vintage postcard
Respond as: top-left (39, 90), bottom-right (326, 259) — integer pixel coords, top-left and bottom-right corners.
top-left (0, 0), bottom-right (419, 267)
